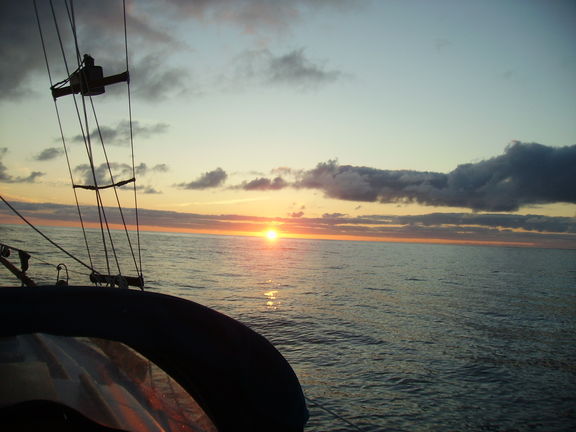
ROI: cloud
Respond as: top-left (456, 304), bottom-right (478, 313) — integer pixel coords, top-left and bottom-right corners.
top-left (322, 212), bottom-right (347, 219)
top-left (75, 162), bottom-right (134, 186)
top-left (137, 185), bottom-right (162, 194)
top-left (131, 53), bottom-right (191, 101)
top-left (390, 213), bottom-right (576, 234)
top-left (0, 1), bottom-right (186, 103)
top-left (238, 176), bottom-right (288, 191)
top-left (1, 1), bottom-right (355, 102)
top-left (232, 48), bottom-right (344, 90)
top-left (151, 163), bottom-right (169, 173)
top-left (74, 162), bottom-right (168, 187)
top-left (235, 142), bottom-right (576, 212)
top-left (34, 147), bottom-right (64, 161)
top-left (71, 120), bottom-right (168, 146)
top-left (267, 49), bottom-right (343, 87)
top-left (0, 148), bottom-right (44, 183)
top-left (176, 167), bottom-right (228, 190)
top-left (0, 1), bottom-right (46, 100)
top-left (159, 0), bottom-right (358, 34)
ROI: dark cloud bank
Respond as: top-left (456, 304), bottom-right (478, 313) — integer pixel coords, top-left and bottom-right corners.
top-left (234, 142), bottom-right (576, 212)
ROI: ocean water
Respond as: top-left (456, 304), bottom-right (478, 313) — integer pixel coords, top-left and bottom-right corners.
top-left (1, 224), bottom-right (575, 431)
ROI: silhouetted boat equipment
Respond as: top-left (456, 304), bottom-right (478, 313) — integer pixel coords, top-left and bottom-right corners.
top-left (51, 54), bottom-right (129, 99)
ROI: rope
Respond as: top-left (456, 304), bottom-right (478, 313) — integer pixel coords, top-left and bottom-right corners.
top-left (0, 195), bottom-right (96, 273)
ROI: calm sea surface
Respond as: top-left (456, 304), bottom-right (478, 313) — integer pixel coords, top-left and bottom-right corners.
top-left (1, 224), bottom-right (575, 431)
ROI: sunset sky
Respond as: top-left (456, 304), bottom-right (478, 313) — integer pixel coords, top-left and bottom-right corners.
top-left (1, 0), bottom-right (575, 248)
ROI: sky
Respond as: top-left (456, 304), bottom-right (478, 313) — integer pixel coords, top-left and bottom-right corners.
top-left (1, 0), bottom-right (575, 249)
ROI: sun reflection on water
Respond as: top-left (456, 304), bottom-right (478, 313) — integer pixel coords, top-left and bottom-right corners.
top-left (264, 289), bottom-right (278, 310)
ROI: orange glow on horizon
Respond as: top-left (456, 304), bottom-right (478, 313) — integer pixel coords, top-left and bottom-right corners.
top-left (2, 217), bottom-right (572, 249)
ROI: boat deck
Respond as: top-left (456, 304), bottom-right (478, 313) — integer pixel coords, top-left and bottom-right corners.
top-left (0, 334), bottom-right (217, 432)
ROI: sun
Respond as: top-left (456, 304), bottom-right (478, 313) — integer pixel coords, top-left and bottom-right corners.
top-left (266, 229), bottom-right (278, 240)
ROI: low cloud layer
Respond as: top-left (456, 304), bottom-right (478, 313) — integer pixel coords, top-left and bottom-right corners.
top-left (2, 201), bottom-right (574, 249)
top-left (234, 142), bottom-right (576, 212)
top-left (0, 148), bottom-right (44, 183)
top-left (176, 168), bottom-right (227, 190)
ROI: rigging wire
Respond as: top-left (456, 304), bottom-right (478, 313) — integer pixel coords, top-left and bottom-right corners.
top-left (66, 0), bottom-right (118, 277)
top-left (79, 88), bottom-right (117, 277)
top-left (305, 396), bottom-right (366, 431)
top-left (0, 242), bottom-right (92, 279)
top-left (65, 0), bottom-right (82, 67)
top-left (67, 0), bottom-right (141, 275)
top-left (34, 0), bottom-right (95, 271)
top-left (54, 0), bottom-right (112, 276)
top-left (88, 97), bottom-right (140, 275)
top-left (123, 0), bottom-right (143, 277)
top-left (0, 195), bottom-right (97, 274)
top-left (32, 0), bottom-right (143, 285)
top-left (50, 0), bottom-right (105, 259)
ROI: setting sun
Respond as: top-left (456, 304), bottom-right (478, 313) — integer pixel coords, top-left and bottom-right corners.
top-left (266, 229), bottom-right (278, 240)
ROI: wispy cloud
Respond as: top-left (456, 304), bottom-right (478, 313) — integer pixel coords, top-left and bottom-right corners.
top-left (234, 142), bottom-right (576, 212)
top-left (231, 48), bottom-right (345, 90)
top-left (70, 120), bottom-right (168, 146)
top-left (0, 148), bottom-right (44, 183)
top-left (137, 185), bottom-right (162, 194)
top-left (175, 197), bottom-right (270, 207)
top-left (158, 0), bottom-right (359, 34)
top-left (131, 53), bottom-right (192, 101)
top-left (176, 167), bottom-right (228, 190)
top-left (34, 147), bottom-right (64, 161)
top-left (74, 162), bottom-right (168, 189)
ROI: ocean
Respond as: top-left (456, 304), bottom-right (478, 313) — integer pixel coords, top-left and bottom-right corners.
top-left (1, 224), bottom-right (575, 431)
